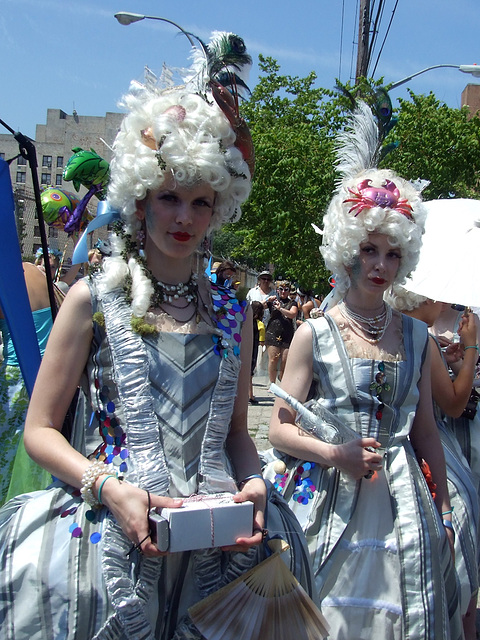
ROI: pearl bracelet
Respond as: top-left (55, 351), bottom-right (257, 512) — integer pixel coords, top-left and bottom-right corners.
top-left (80, 460), bottom-right (116, 508)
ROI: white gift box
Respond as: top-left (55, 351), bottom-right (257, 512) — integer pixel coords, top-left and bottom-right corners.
top-left (149, 493), bottom-right (254, 552)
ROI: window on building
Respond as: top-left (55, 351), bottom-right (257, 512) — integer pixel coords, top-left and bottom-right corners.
top-left (34, 225), bottom-right (41, 237)
top-left (41, 173), bottom-right (51, 185)
top-left (42, 155), bottom-right (52, 168)
top-left (48, 227), bottom-right (58, 238)
top-left (56, 174), bottom-right (63, 185)
top-left (17, 156), bottom-right (27, 166)
top-left (57, 156), bottom-right (64, 168)
top-left (16, 172), bottom-right (26, 183)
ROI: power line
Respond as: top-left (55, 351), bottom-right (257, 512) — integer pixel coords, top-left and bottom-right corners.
top-left (366, 0), bottom-right (386, 75)
top-left (339, 0), bottom-right (346, 78)
top-left (350, 0), bottom-right (360, 82)
top-left (371, 0), bottom-right (400, 77)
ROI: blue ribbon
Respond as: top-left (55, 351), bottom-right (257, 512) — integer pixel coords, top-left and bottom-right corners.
top-left (72, 201), bottom-right (121, 264)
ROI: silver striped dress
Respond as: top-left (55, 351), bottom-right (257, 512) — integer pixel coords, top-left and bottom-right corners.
top-left (0, 279), bottom-right (314, 639)
top-left (266, 314), bottom-right (462, 640)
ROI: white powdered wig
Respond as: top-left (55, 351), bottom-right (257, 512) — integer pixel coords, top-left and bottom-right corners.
top-left (385, 284), bottom-right (428, 312)
top-left (107, 85), bottom-right (251, 236)
top-left (319, 103), bottom-right (427, 297)
top-left (99, 84), bottom-right (252, 315)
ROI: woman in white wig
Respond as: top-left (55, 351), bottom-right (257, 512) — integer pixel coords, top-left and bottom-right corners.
top-left (0, 33), bottom-right (314, 639)
top-left (266, 103), bottom-right (462, 639)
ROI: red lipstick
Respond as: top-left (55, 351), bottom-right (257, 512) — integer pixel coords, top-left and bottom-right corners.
top-left (172, 232), bottom-right (192, 242)
top-left (371, 277), bottom-right (386, 285)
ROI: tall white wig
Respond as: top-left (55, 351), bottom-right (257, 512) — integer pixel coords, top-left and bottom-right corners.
top-left (97, 46), bottom-right (253, 317)
top-left (320, 102), bottom-right (427, 297)
top-left (107, 84), bottom-right (251, 235)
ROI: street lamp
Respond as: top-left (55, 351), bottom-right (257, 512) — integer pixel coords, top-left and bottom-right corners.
top-left (114, 12), bottom-right (195, 47)
top-left (388, 64), bottom-right (480, 91)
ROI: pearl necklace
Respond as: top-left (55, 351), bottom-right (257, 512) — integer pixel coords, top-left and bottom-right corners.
top-left (151, 273), bottom-right (198, 305)
top-left (338, 299), bottom-right (392, 344)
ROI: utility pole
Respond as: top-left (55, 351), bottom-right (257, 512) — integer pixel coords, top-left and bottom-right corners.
top-left (356, 0), bottom-right (370, 81)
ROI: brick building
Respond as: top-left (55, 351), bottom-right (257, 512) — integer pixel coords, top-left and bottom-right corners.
top-left (461, 83), bottom-right (480, 117)
top-left (0, 108), bottom-right (123, 261)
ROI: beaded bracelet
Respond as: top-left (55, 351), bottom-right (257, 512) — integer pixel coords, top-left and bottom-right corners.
top-left (80, 460), bottom-right (116, 508)
top-left (238, 473), bottom-right (264, 489)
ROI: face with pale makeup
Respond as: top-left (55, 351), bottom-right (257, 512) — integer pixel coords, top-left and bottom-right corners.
top-left (347, 233), bottom-right (402, 296)
top-left (135, 175), bottom-right (215, 264)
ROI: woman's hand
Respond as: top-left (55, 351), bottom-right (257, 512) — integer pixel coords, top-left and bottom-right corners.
top-left (458, 311), bottom-right (478, 349)
top-left (99, 478), bottom-right (182, 557)
top-left (228, 477), bottom-right (267, 551)
top-left (329, 437), bottom-right (383, 480)
top-left (443, 341), bottom-right (464, 366)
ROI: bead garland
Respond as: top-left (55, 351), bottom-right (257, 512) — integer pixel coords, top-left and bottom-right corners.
top-left (80, 460), bottom-right (117, 508)
top-left (339, 299), bottom-right (392, 344)
top-left (272, 459), bottom-right (317, 505)
top-left (292, 462), bottom-right (317, 504)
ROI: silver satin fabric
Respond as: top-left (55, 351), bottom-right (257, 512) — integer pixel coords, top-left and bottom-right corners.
top-left (0, 281), bottom-right (257, 639)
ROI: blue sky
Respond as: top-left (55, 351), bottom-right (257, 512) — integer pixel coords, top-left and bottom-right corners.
top-left (1, 0), bottom-right (479, 139)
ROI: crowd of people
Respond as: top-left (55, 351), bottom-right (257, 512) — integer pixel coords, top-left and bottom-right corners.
top-left (0, 32), bottom-right (479, 640)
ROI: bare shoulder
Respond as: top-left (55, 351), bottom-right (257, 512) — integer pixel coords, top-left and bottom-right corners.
top-left (60, 278), bottom-right (92, 309)
top-left (49, 279), bottom-right (93, 339)
top-left (288, 320), bottom-right (314, 355)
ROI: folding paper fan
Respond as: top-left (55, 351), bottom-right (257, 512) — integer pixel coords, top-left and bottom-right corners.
top-left (189, 540), bottom-right (329, 640)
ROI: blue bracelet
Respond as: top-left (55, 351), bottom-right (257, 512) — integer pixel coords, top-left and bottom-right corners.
top-left (97, 474), bottom-right (117, 505)
top-left (238, 473), bottom-right (263, 488)
top-left (465, 345), bottom-right (479, 351)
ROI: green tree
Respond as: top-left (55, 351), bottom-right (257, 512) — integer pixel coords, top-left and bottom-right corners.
top-left (382, 91), bottom-right (480, 200)
top-left (220, 58), bottom-right (480, 290)
top-left (231, 56), bottom-right (340, 291)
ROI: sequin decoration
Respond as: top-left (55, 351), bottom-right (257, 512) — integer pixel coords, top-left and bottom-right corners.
top-left (369, 362), bottom-right (391, 421)
top-left (292, 462), bottom-right (316, 504)
top-left (273, 471), bottom-right (289, 493)
top-left (210, 283), bottom-right (247, 359)
top-left (69, 524), bottom-right (83, 538)
top-left (93, 380), bottom-right (129, 475)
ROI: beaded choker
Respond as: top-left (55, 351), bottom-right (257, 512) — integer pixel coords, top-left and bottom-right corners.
top-left (154, 274), bottom-right (198, 304)
top-left (338, 299), bottom-right (392, 344)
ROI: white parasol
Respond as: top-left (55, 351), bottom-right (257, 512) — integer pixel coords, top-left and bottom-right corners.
top-left (404, 198), bottom-right (480, 307)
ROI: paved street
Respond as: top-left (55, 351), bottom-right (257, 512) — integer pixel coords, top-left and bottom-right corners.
top-left (247, 373), bottom-right (275, 452)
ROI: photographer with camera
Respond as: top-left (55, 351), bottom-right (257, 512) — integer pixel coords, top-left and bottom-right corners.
top-left (265, 281), bottom-right (298, 385)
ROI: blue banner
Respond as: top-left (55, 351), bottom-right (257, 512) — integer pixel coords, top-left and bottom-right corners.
top-left (0, 158), bottom-right (42, 395)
